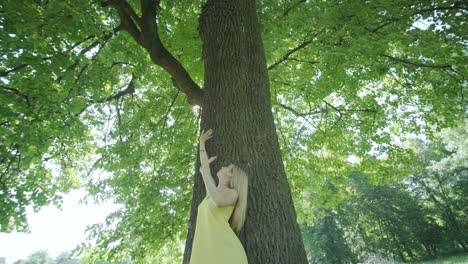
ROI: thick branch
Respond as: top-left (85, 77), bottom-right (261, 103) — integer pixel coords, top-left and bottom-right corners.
top-left (103, 0), bottom-right (203, 106)
top-left (107, 1), bottom-right (142, 43)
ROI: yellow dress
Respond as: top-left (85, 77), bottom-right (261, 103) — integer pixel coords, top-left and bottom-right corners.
top-left (190, 196), bottom-right (248, 264)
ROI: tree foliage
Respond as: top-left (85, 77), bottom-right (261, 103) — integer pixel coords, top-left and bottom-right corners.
top-left (302, 125), bottom-right (468, 263)
top-left (0, 0), bottom-right (466, 262)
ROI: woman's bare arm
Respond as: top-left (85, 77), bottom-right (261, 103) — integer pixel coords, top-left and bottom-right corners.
top-left (199, 129), bottom-right (238, 207)
top-left (198, 129), bottom-right (217, 197)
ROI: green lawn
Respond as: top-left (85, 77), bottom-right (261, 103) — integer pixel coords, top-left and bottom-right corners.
top-left (416, 254), bottom-right (468, 264)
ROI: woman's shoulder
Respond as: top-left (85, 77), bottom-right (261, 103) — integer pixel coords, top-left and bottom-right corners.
top-left (208, 188), bottom-right (238, 208)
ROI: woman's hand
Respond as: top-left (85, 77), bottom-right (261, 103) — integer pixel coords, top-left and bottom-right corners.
top-left (199, 129), bottom-right (213, 144)
top-left (199, 129), bottom-right (216, 168)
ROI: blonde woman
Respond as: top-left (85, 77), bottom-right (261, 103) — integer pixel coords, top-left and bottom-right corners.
top-left (190, 129), bottom-right (249, 264)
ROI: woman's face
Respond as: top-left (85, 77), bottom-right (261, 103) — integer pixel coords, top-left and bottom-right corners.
top-left (217, 164), bottom-right (234, 180)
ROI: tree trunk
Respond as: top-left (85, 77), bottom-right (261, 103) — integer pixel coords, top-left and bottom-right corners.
top-left (182, 0), bottom-right (308, 263)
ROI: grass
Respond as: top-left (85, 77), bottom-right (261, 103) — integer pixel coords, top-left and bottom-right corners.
top-left (416, 254), bottom-right (468, 264)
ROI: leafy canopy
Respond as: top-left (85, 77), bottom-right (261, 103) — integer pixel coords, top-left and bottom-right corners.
top-left (0, 0), bottom-right (466, 261)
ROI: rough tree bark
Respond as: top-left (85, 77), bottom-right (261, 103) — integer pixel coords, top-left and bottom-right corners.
top-left (182, 0), bottom-right (308, 263)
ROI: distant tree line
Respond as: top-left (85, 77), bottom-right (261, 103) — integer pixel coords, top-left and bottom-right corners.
top-left (301, 134), bottom-right (468, 263)
top-left (12, 251), bottom-right (131, 264)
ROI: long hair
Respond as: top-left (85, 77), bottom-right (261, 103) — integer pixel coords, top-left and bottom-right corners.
top-left (229, 165), bottom-right (249, 232)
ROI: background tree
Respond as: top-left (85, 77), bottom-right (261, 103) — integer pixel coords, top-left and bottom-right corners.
top-left (408, 124), bottom-right (468, 252)
top-left (302, 211), bottom-right (355, 264)
top-left (13, 250), bottom-right (54, 264)
top-left (301, 125), bottom-right (467, 263)
top-left (0, 0), bottom-right (466, 263)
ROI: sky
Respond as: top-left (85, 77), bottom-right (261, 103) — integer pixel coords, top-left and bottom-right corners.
top-left (0, 190), bottom-right (120, 264)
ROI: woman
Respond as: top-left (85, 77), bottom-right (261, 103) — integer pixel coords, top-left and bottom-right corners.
top-left (190, 129), bottom-right (249, 264)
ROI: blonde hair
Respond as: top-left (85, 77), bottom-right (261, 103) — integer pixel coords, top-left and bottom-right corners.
top-left (229, 165), bottom-right (249, 232)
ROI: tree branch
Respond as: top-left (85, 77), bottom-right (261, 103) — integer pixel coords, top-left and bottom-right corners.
top-left (105, 0), bottom-right (142, 43)
top-left (276, 100), bottom-right (376, 132)
top-left (102, 0), bottom-right (204, 106)
top-left (0, 57), bottom-right (53, 78)
top-left (322, 100), bottom-right (343, 130)
top-left (76, 74), bottom-right (137, 116)
top-left (283, 0), bottom-right (307, 16)
top-left (369, 18), bottom-right (401, 33)
top-left (0, 64), bottom-right (28, 78)
top-left (276, 102), bottom-right (322, 117)
top-left (1, 27), bottom-right (121, 80)
top-left (414, 3), bottom-right (468, 15)
top-left (159, 91), bottom-right (179, 136)
top-left (0, 144), bottom-right (20, 183)
top-left (287, 58), bottom-right (320, 65)
top-left (111, 61), bottom-right (136, 68)
top-left (0, 85), bottom-right (32, 108)
top-left (70, 34), bottom-right (97, 49)
top-left (103, 74), bottom-right (136, 102)
top-left (64, 28), bottom-right (119, 98)
top-left (268, 29), bottom-right (324, 71)
top-left (381, 54), bottom-right (453, 69)
top-left (369, 2), bottom-right (467, 33)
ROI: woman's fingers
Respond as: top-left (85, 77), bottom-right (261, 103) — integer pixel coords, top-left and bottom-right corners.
top-left (200, 130), bottom-right (208, 141)
top-left (208, 156), bottom-right (217, 163)
top-left (200, 129), bottom-right (214, 142)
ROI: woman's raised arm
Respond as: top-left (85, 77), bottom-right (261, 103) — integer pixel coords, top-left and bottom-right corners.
top-left (198, 129), bottom-right (237, 207)
top-left (199, 129), bottom-right (218, 198)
